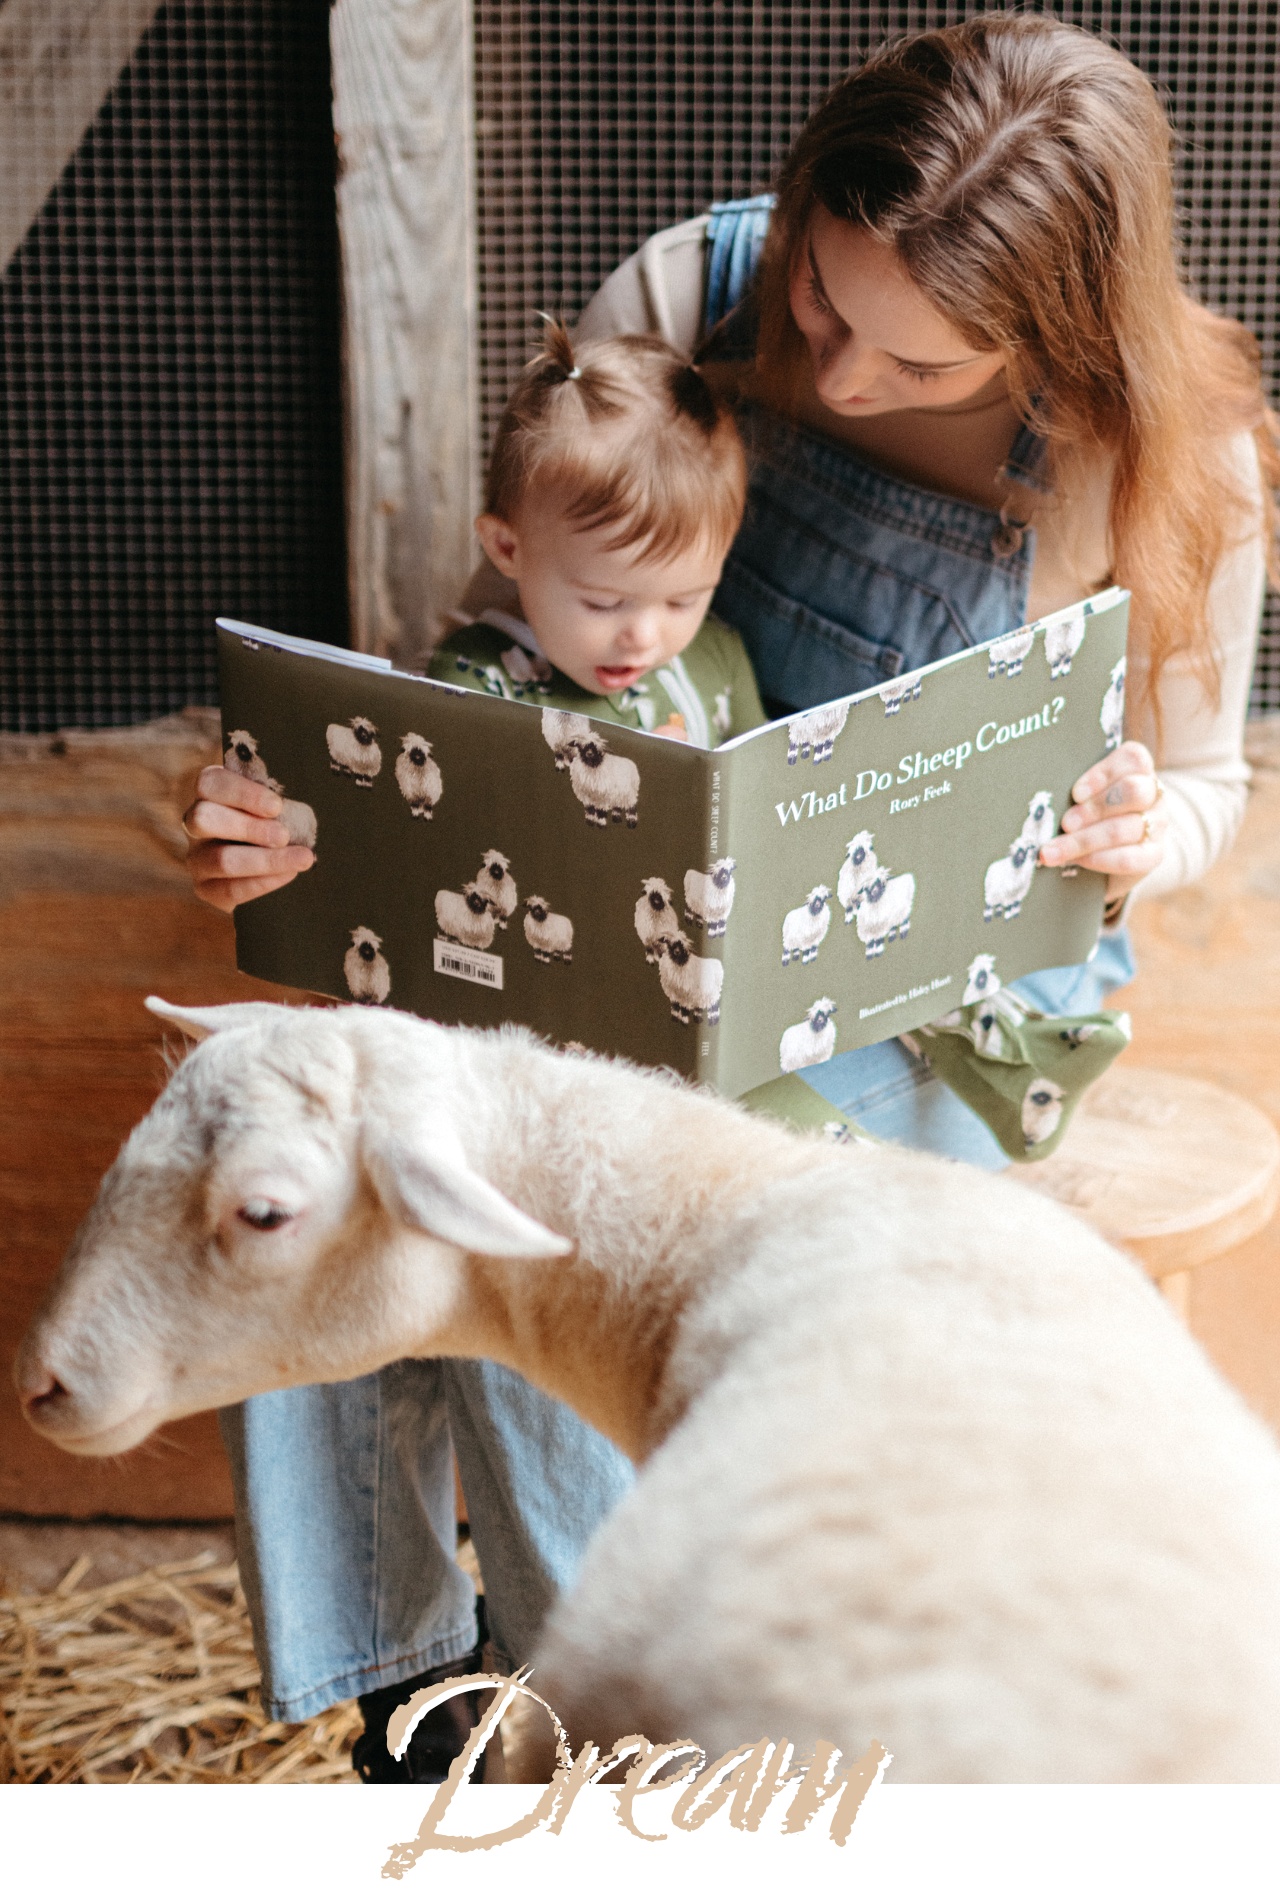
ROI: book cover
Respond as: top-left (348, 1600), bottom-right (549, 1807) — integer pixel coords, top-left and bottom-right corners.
top-left (219, 588), bottom-right (1127, 1097)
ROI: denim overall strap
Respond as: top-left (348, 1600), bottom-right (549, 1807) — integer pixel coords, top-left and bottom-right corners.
top-left (705, 194), bottom-right (776, 331)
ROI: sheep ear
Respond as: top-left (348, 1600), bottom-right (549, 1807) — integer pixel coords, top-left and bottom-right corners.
top-left (145, 997), bottom-right (285, 1042)
top-left (370, 1134), bottom-right (571, 1260)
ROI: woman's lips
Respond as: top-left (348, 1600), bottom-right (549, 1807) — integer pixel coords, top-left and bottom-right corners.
top-left (595, 664), bottom-right (647, 692)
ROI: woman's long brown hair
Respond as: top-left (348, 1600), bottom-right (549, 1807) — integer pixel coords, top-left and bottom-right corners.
top-left (754, 14), bottom-right (1278, 712)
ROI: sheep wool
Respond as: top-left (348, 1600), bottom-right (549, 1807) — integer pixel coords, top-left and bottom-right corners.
top-left (25, 1000), bottom-right (1280, 1786)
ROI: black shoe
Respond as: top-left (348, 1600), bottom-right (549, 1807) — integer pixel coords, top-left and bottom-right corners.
top-left (351, 1638), bottom-right (491, 1784)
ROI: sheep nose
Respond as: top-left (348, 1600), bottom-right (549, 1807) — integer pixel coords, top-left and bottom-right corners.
top-left (16, 1366), bottom-right (70, 1417)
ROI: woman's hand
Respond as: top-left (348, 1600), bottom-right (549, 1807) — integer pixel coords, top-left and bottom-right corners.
top-left (183, 766), bottom-right (315, 914)
top-left (1037, 740), bottom-right (1166, 903)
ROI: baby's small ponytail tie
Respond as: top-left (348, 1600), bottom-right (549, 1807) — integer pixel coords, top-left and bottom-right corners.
top-left (567, 365), bottom-right (582, 380)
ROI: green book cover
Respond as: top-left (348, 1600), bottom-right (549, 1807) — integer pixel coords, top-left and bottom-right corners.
top-left (218, 588), bottom-right (1127, 1098)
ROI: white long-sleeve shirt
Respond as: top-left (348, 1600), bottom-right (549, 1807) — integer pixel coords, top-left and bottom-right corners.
top-left (573, 216), bottom-right (1269, 903)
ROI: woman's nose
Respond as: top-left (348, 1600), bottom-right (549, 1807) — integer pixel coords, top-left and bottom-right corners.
top-left (813, 336), bottom-right (881, 403)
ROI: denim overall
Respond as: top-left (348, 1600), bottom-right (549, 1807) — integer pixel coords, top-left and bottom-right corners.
top-left (703, 196), bottom-right (1134, 1153)
top-left (224, 200), bottom-right (1134, 1722)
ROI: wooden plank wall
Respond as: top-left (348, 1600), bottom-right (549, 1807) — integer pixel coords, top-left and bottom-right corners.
top-left (0, 712), bottom-right (297, 1518)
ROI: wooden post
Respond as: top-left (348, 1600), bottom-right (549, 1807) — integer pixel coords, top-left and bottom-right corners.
top-left (330, 0), bottom-right (478, 664)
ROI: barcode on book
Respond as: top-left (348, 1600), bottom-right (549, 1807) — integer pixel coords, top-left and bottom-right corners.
top-left (433, 939), bottom-right (504, 990)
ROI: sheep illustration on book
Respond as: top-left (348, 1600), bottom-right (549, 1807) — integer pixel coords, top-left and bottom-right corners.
top-left (786, 701), bottom-right (849, 765)
top-left (986, 626), bottom-right (1036, 678)
top-left (779, 997), bottom-right (838, 1072)
top-left (542, 707), bottom-right (594, 771)
top-left (326, 715), bottom-right (382, 787)
top-left (1019, 791), bottom-right (1057, 851)
top-left (983, 837), bottom-right (1038, 922)
top-left (343, 927), bottom-right (390, 1005)
top-left (878, 669), bottom-right (924, 716)
top-left (568, 732), bottom-right (641, 828)
top-left (837, 830), bottom-right (879, 922)
top-left (654, 931), bottom-right (723, 1025)
top-left (1100, 656), bottom-right (1127, 752)
top-left (475, 849), bottom-right (517, 930)
top-left (857, 869), bottom-right (916, 958)
top-left (222, 729), bottom-right (317, 849)
top-left (434, 882), bottom-right (497, 951)
top-left (684, 858), bottom-right (736, 938)
top-left (1022, 1077), bottom-right (1067, 1150)
top-left (523, 896), bottom-right (573, 964)
top-left (962, 952), bottom-right (1000, 1005)
top-left (1044, 609), bottom-right (1087, 678)
top-left (635, 877), bottom-right (678, 964)
top-left (394, 733), bottom-right (443, 819)
top-left (782, 885), bottom-right (832, 966)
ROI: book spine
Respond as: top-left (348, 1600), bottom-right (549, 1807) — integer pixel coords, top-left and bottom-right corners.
top-left (699, 746), bottom-right (737, 1092)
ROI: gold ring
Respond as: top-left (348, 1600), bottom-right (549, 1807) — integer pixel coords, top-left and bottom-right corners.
top-left (1142, 811), bottom-right (1156, 845)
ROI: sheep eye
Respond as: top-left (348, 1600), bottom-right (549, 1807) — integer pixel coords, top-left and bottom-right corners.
top-left (238, 1200), bottom-right (293, 1232)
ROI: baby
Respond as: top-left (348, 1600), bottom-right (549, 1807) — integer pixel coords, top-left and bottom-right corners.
top-left (188, 324), bottom-right (762, 911)
top-left (438, 321), bottom-right (763, 745)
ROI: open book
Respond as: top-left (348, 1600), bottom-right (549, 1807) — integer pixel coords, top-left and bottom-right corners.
top-left (218, 588), bottom-right (1127, 1099)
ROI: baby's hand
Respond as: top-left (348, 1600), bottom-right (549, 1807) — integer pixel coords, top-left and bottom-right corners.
top-left (652, 713), bottom-right (688, 742)
top-left (183, 766), bottom-right (315, 913)
top-left (1037, 741), bottom-right (1166, 902)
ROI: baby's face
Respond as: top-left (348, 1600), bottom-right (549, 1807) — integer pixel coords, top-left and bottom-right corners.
top-left (478, 496), bottom-right (728, 697)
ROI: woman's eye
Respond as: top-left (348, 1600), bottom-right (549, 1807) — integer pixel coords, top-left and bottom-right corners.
top-left (804, 272), bottom-right (833, 317)
top-left (238, 1200), bottom-right (294, 1232)
top-left (899, 363), bottom-right (942, 385)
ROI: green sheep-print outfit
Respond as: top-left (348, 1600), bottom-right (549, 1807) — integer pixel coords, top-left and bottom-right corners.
top-left (428, 611), bottom-right (765, 745)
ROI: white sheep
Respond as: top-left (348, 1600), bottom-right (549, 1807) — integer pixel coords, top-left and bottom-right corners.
top-left (394, 734), bottom-right (443, 820)
top-left (983, 839), bottom-right (1038, 922)
top-left (1018, 790), bottom-right (1056, 851)
top-left (970, 988), bottom-right (1029, 1059)
top-left (786, 700), bottom-right (849, 765)
top-left (986, 627), bottom-right (1036, 679)
top-left (877, 671), bottom-right (923, 716)
top-left (683, 859), bottom-right (736, 938)
top-left (326, 716), bottom-right (382, 787)
top-left (634, 877), bottom-right (678, 964)
top-left (1100, 656), bottom-right (1127, 751)
top-left (433, 882), bottom-right (497, 951)
top-left (779, 996), bottom-right (838, 1071)
top-left (961, 953), bottom-right (1000, 1007)
top-left (523, 896), bottom-right (573, 965)
top-left (30, 999), bottom-right (1280, 1783)
top-left (568, 736), bottom-right (641, 828)
top-left (1022, 1077), bottom-right (1066, 1149)
top-left (224, 729), bottom-right (273, 786)
top-left (781, 885), bottom-right (832, 966)
top-left (856, 870), bottom-right (916, 958)
top-left (223, 730), bottom-right (317, 850)
top-left (342, 927), bottom-right (390, 1005)
top-left (837, 831), bottom-right (879, 923)
top-left (542, 707), bottom-right (595, 770)
top-left (1044, 610), bottom-right (1087, 678)
top-left (475, 849), bottom-right (518, 930)
top-left (655, 931), bottom-right (723, 1025)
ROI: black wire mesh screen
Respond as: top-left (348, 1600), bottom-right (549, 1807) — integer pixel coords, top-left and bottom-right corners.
top-left (0, 0), bottom-right (347, 733)
top-left (473, 2), bottom-right (1280, 712)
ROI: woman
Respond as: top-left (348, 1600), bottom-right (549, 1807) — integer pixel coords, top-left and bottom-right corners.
top-left (184, 16), bottom-right (1275, 1771)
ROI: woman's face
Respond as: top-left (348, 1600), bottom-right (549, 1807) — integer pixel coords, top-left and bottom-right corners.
top-left (789, 205), bottom-right (1008, 417)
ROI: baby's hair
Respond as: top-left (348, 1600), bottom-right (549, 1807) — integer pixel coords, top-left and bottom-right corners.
top-left (485, 318), bottom-right (747, 561)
